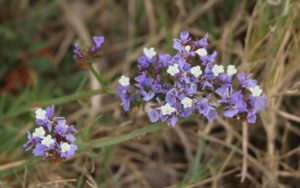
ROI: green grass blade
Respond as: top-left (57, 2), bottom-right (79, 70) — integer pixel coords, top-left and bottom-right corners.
top-left (88, 123), bottom-right (163, 149)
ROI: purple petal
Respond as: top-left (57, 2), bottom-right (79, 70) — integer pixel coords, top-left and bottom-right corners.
top-left (180, 31), bottom-right (189, 41)
top-left (169, 115), bottom-right (178, 127)
top-left (147, 109), bottom-right (160, 123)
top-left (33, 144), bottom-right (46, 157)
top-left (166, 91), bottom-right (177, 105)
top-left (247, 112), bottom-right (256, 124)
top-left (254, 96), bottom-right (266, 111)
top-left (46, 105), bottom-right (55, 119)
top-left (206, 108), bottom-right (217, 122)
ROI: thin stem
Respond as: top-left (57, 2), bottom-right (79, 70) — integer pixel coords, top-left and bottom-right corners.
top-left (88, 63), bottom-right (106, 92)
top-left (0, 88), bottom-right (116, 121)
top-left (241, 122), bottom-right (248, 182)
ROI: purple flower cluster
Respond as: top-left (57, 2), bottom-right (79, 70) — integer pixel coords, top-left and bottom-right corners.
top-left (23, 105), bottom-right (77, 160)
top-left (73, 36), bottom-right (104, 64)
top-left (117, 31), bottom-right (266, 126)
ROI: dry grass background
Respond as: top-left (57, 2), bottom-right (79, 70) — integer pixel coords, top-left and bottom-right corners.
top-left (1, 0), bottom-right (300, 187)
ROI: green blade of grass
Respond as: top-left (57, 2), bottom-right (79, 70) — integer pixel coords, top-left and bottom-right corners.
top-left (0, 88), bottom-right (116, 121)
top-left (88, 123), bottom-right (163, 149)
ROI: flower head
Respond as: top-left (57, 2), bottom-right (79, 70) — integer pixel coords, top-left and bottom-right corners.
top-left (24, 105), bottom-right (77, 160)
top-left (116, 31), bottom-right (266, 126)
top-left (73, 36), bottom-right (105, 65)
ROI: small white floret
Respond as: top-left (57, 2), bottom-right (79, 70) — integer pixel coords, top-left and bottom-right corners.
top-left (118, 75), bottom-right (130, 86)
top-left (41, 135), bottom-right (54, 147)
top-left (196, 48), bottom-right (208, 57)
top-left (212, 65), bottom-right (224, 77)
top-left (35, 108), bottom-right (46, 120)
top-left (184, 45), bottom-right (191, 52)
top-left (190, 66), bottom-right (202, 78)
top-left (61, 142), bottom-right (71, 153)
top-left (181, 97), bottom-right (193, 108)
top-left (249, 86), bottom-right (262, 97)
top-left (143, 47), bottom-right (156, 59)
top-left (160, 103), bottom-right (176, 116)
top-left (32, 127), bottom-right (45, 138)
top-left (226, 65), bottom-right (237, 76)
top-left (167, 64), bottom-right (180, 76)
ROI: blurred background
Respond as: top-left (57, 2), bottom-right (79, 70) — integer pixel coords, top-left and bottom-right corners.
top-left (1, 0), bottom-right (300, 187)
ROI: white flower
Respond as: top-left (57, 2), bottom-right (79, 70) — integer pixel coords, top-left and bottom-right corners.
top-left (190, 66), bottom-right (202, 78)
top-left (160, 103), bottom-right (176, 116)
top-left (212, 65), bottom-right (224, 77)
top-left (32, 127), bottom-right (45, 138)
top-left (143, 47), bottom-right (156, 59)
top-left (195, 48), bottom-right (208, 57)
top-left (167, 64), bottom-right (180, 76)
top-left (118, 75), bottom-right (130, 86)
top-left (35, 108), bottom-right (46, 120)
top-left (184, 45), bottom-right (191, 52)
top-left (226, 65), bottom-right (237, 76)
top-left (41, 135), bottom-right (54, 147)
top-left (249, 86), bottom-right (262, 97)
top-left (61, 142), bottom-right (71, 153)
top-left (181, 97), bottom-right (193, 108)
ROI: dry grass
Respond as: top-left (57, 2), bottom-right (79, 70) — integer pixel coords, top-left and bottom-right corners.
top-left (1, 0), bottom-right (300, 187)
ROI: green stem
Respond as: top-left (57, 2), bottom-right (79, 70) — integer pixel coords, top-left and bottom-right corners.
top-left (80, 123), bottom-right (163, 151)
top-left (88, 64), bottom-right (106, 92)
top-left (80, 116), bottom-right (195, 151)
top-left (0, 88), bottom-right (116, 121)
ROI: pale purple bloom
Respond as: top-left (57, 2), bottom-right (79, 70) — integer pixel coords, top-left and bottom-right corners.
top-left (116, 85), bottom-right (131, 111)
top-left (33, 144), bottom-right (47, 157)
top-left (116, 31), bottom-right (266, 126)
top-left (24, 105), bottom-right (77, 160)
top-left (73, 44), bottom-right (84, 60)
top-left (141, 90), bottom-right (155, 101)
top-left (237, 72), bottom-right (257, 89)
top-left (73, 36), bottom-right (105, 64)
top-left (195, 34), bottom-right (208, 48)
top-left (173, 31), bottom-right (191, 52)
top-left (90, 36), bottom-right (104, 53)
top-left (46, 105), bottom-right (55, 119)
top-left (223, 92), bottom-right (247, 118)
top-left (59, 143), bottom-right (78, 159)
top-left (148, 108), bottom-right (160, 123)
top-left (54, 119), bottom-right (68, 136)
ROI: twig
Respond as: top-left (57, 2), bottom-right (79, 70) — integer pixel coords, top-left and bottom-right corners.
top-left (240, 122), bottom-right (248, 182)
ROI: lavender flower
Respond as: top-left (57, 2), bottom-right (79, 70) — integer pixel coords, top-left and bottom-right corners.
top-left (116, 31), bottom-right (266, 126)
top-left (89, 36), bottom-right (105, 53)
top-left (23, 105), bottom-right (77, 160)
top-left (73, 35), bottom-right (104, 64)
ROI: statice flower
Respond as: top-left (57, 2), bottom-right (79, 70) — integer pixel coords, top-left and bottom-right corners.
top-left (23, 105), bottom-right (77, 160)
top-left (73, 35), bottom-right (104, 64)
top-left (116, 31), bottom-right (266, 126)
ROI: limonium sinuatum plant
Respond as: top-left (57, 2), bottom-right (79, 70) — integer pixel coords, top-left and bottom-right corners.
top-left (116, 31), bottom-right (266, 126)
